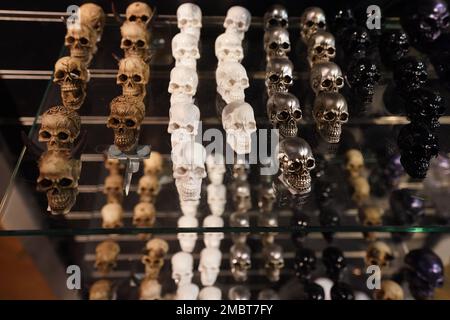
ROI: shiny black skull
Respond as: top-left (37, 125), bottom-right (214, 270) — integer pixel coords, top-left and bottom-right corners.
top-left (330, 7), bottom-right (356, 39)
top-left (322, 246), bottom-right (346, 280)
top-left (290, 210), bottom-right (310, 247)
top-left (346, 57), bottom-right (381, 105)
top-left (379, 30), bottom-right (410, 68)
top-left (389, 189), bottom-right (425, 225)
top-left (304, 282), bottom-right (325, 300)
top-left (393, 57), bottom-right (428, 94)
top-left (404, 248), bottom-right (444, 300)
top-left (406, 88), bottom-right (445, 130)
top-left (341, 26), bottom-right (372, 59)
top-left (319, 207), bottom-right (341, 243)
top-left (331, 282), bottom-right (355, 300)
top-left (294, 247), bottom-right (317, 282)
top-left (314, 179), bottom-right (336, 209)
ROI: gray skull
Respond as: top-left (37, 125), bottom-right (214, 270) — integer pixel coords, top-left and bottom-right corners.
top-left (264, 4), bottom-right (289, 30)
top-left (230, 243), bottom-right (251, 282)
top-left (310, 62), bottom-right (344, 95)
top-left (313, 92), bottom-right (349, 143)
top-left (267, 92), bottom-right (302, 137)
top-left (266, 57), bottom-right (294, 95)
top-left (263, 243), bottom-right (285, 282)
top-left (264, 27), bottom-right (291, 58)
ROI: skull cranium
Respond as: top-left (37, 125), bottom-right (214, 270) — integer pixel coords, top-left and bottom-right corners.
top-left (216, 61), bottom-right (249, 103)
top-left (79, 3), bottom-right (105, 42)
top-left (126, 2), bottom-right (153, 27)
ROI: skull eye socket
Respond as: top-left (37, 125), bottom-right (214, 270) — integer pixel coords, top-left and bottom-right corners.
top-left (66, 36), bottom-right (75, 43)
top-left (118, 74), bottom-right (128, 82)
top-left (336, 77), bottom-right (344, 86)
top-left (57, 132), bottom-right (69, 141)
top-left (80, 37), bottom-right (89, 45)
top-left (293, 110), bottom-right (302, 119)
top-left (269, 74), bottom-right (280, 82)
top-left (315, 46), bottom-right (324, 53)
top-left (283, 75), bottom-right (292, 83)
top-left (70, 69), bottom-right (80, 78)
top-left (288, 161), bottom-right (301, 172)
top-left (39, 131), bottom-right (51, 140)
top-left (225, 19), bottom-right (233, 26)
top-left (186, 124), bottom-right (194, 133)
top-left (268, 18), bottom-right (278, 26)
top-left (322, 79), bottom-right (332, 88)
top-left (125, 119), bottom-right (136, 127)
top-left (59, 178), bottom-right (73, 187)
top-left (129, 15), bottom-right (137, 22)
top-left (136, 40), bottom-right (145, 48)
top-left (280, 19), bottom-right (288, 27)
top-left (54, 70), bottom-right (65, 79)
top-left (306, 159), bottom-right (315, 168)
top-left (141, 15), bottom-right (149, 22)
top-left (324, 111), bottom-right (336, 121)
top-left (38, 179), bottom-right (53, 189)
top-left (269, 42), bottom-right (278, 50)
top-left (318, 21), bottom-right (326, 29)
top-left (277, 111), bottom-right (289, 121)
top-left (132, 74), bottom-right (142, 82)
top-left (340, 113), bottom-right (349, 121)
top-left (327, 47), bottom-right (335, 55)
top-left (185, 84), bottom-right (193, 93)
top-left (123, 39), bottom-right (132, 47)
top-left (306, 20), bottom-right (314, 27)
top-left (281, 42), bottom-right (290, 49)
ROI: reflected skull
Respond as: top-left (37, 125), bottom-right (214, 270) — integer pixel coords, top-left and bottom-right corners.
top-left (137, 175), bottom-right (160, 202)
top-left (345, 149), bottom-right (365, 179)
top-left (232, 180), bottom-right (252, 213)
top-left (139, 278), bottom-right (161, 300)
top-left (89, 280), bottom-right (114, 300)
top-left (203, 215), bottom-right (224, 248)
top-left (300, 7), bottom-right (327, 43)
top-left (143, 151), bottom-right (164, 176)
top-left (103, 173), bottom-right (123, 204)
top-left (177, 215), bottom-right (198, 253)
top-left (374, 280), bottom-right (404, 300)
top-left (171, 251), bottom-right (194, 286)
top-left (133, 202), bottom-right (156, 227)
top-left (207, 184), bottom-right (226, 216)
top-left (266, 57), bottom-right (293, 94)
top-left (206, 153), bottom-right (226, 185)
top-left (39, 106), bottom-right (81, 150)
top-left (101, 203), bottom-right (123, 228)
top-left (258, 185), bottom-right (277, 213)
top-left (263, 243), bottom-right (285, 282)
top-left (199, 248), bottom-right (222, 286)
top-left (230, 243), bottom-right (251, 282)
top-left (142, 238), bottom-right (169, 279)
top-left (365, 241), bottom-right (394, 269)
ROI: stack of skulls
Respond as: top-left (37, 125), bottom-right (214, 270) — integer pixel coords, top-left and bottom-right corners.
top-left (139, 238), bottom-right (169, 300)
top-left (101, 158), bottom-right (124, 229)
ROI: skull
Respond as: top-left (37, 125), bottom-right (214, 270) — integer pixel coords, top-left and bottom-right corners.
top-left (215, 32), bottom-right (244, 64)
top-left (172, 141), bottom-right (206, 201)
top-left (405, 88), bottom-right (445, 130)
top-left (228, 285), bottom-right (251, 300)
top-left (379, 30), bottom-right (410, 68)
top-left (300, 7), bottom-right (327, 43)
top-left (171, 251), bottom-right (194, 286)
top-left (168, 66), bottom-right (198, 97)
top-left (203, 215), bottom-right (224, 248)
top-left (230, 243), bottom-right (251, 282)
top-left (142, 238), bottom-right (169, 279)
top-left (206, 153), bottom-right (226, 185)
top-left (172, 32), bottom-right (200, 69)
top-left (232, 180), bottom-right (252, 213)
top-left (258, 212), bottom-right (278, 245)
top-left (358, 205), bottom-right (383, 241)
top-left (263, 243), bottom-right (285, 282)
top-left (139, 278), bottom-right (161, 300)
top-left (199, 247), bottom-right (222, 286)
top-left (294, 247), bottom-right (317, 282)
top-left (258, 184), bottom-right (277, 213)
top-left (133, 202), bottom-right (156, 227)
top-left (393, 57), bottom-right (428, 93)
top-left (39, 106), bottom-right (81, 150)
top-left (345, 149), bottom-right (365, 179)
top-left (120, 22), bottom-right (150, 62)
top-left (103, 173), bottom-right (123, 204)
top-left (389, 189), bottom-right (425, 226)
top-left (53, 56), bottom-right (88, 109)
top-left (104, 158), bottom-right (124, 174)
top-left (216, 62), bottom-right (249, 103)
top-left (65, 24), bottom-right (97, 65)
top-left (176, 283), bottom-right (199, 300)
top-left (310, 62), bottom-right (344, 95)
top-left (365, 241), bottom-right (394, 269)
top-left (330, 7), bottom-right (356, 38)
top-left (107, 95), bottom-right (145, 153)
top-left (224, 6), bottom-right (251, 40)
top-left (230, 211), bottom-right (250, 244)
top-left (346, 57), bottom-right (380, 105)
top-left (278, 137), bottom-right (315, 195)
top-left (207, 184), bottom-right (226, 216)
top-left (313, 92), bottom-right (349, 143)
top-left (265, 57), bottom-right (293, 94)
top-left (233, 159), bottom-right (249, 180)
top-left (117, 56), bottom-right (149, 98)
top-left (322, 246), bottom-right (346, 280)
top-left (180, 200), bottom-right (199, 217)
top-left (137, 175), bottom-right (160, 202)
top-left (37, 150), bottom-right (81, 215)
top-left (95, 240), bottom-right (120, 274)
top-left (307, 31), bottom-right (336, 67)
top-left (177, 215), bottom-right (198, 253)
top-left (168, 102), bottom-right (200, 148)
top-left (101, 203), bottom-right (124, 228)
top-left (89, 280), bottom-right (114, 300)
top-left (341, 26), bottom-right (372, 58)
top-left (176, 3), bottom-right (202, 40)
top-left (126, 2), bottom-right (153, 27)
top-left (222, 101), bottom-right (256, 154)
top-left (264, 27), bottom-right (291, 58)
top-left (319, 207), bottom-right (341, 243)
top-left (264, 4), bottom-right (289, 30)
top-left (374, 280), bottom-right (404, 300)
top-left (79, 3), bottom-right (105, 42)
top-left (304, 283), bottom-right (325, 300)
top-left (143, 151), bottom-right (164, 176)
top-left (350, 176), bottom-right (370, 205)
top-left (267, 92), bottom-right (302, 138)
top-left (330, 282), bottom-right (355, 300)
top-left (199, 286), bottom-right (222, 300)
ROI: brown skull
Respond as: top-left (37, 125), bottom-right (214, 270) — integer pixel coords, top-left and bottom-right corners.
top-left (39, 106), bottom-right (81, 150)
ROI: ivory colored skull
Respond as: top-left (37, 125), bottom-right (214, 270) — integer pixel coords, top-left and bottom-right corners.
top-left (39, 106), bottom-right (81, 150)
top-left (203, 214), bottom-right (224, 248)
top-left (206, 153), bottom-right (226, 185)
top-left (310, 62), bottom-right (344, 95)
top-left (265, 57), bottom-right (294, 95)
top-left (53, 56), bottom-right (89, 109)
top-left (101, 203), bottom-right (124, 228)
top-left (139, 278), bottom-right (161, 300)
top-left (224, 6), bottom-right (251, 40)
top-left (216, 61), bottom-right (249, 103)
top-left (207, 184), bottom-right (226, 216)
top-left (103, 173), bottom-right (123, 204)
top-left (143, 151), bottom-right (164, 176)
top-left (215, 32), bottom-right (244, 64)
top-left (177, 215), bottom-right (198, 253)
top-left (263, 243), bottom-right (285, 282)
top-left (351, 176), bottom-right (370, 205)
top-left (300, 7), bottom-right (327, 43)
top-left (222, 101), bottom-right (256, 154)
top-left (89, 279), bottom-right (114, 300)
top-left (65, 24), bottom-right (97, 65)
top-left (172, 142), bottom-right (206, 201)
top-left (365, 241), bottom-right (394, 269)
top-left (79, 3), bottom-right (105, 42)
top-left (117, 56), bottom-right (149, 98)
top-left (358, 205), bottom-right (383, 241)
top-left (137, 175), bottom-right (160, 202)
top-left (126, 2), bottom-right (153, 27)
top-left (133, 202), bottom-right (156, 227)
top-left (168, 66), bottom-right (198, 97)
top-left (230, 243), bottom-right (251, 282)
top-left (264, 27), bottom-right (291, 58)
top-left (228, 285), bottom-right (251, 300)
top-left (120, 22), bottom-right (150, 62)
top-left (95, 240), bottom-right (120, 274)
top-left (199, 286), bottom-right (222, 300)
top-left (37, 150), bottom-right (81, 215)
top-left (345, 149), bottom-right (365, 179)
top-left (374, 280), bottom-right (404, 300)
top-left (176, 283), bottom-right (199, 300)
top-left (171, 251), bottom-right (194, 286)
top-left (177, 3), bottom-right (202, 40)
top-left (172, 32), bottom-right (200, 69)
top-left (107, 95), bottom-right (145, 153)
top-left (199, 247), bottom-right (222, 286)
top-left (104, 158), bottom-right (123, 174)
top-left (307, 31), bottom-right (336, 67)
top-left (180, 200), bottom-right (200, 217)
top-left (142, 238), bottom-right (169, 279)
top-left (168, 102), bottom-right (200, 148)
top-left (313, 92), bottom-right (349, 143)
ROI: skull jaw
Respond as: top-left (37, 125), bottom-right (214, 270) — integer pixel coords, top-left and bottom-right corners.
top-left (227, 133), bottom-right (252, 155)
top-left (278, 121), bottom-right (298, 138)
top-left (175, 58), bottom-right (197, 69)
top-left (60, 84), bottom-right (86, 110)
top-left (122, 85), bottom-right (146, 99)
top-left (200, 270), bottom-right (219, 286)
top-left (69, 49), bottom-right (93, 65)
top-left (46, 188), bottom-right (77, 215)
top-left (231, 267), bottom-right (249, 282)
top-left (280, 173), bottom-right (312, 195)
top-left (318, 123), bottom-right (342, 144)
top-left (221, 90), bottom-right (245, 104)
top-left (175, 179), bottom-right (202, 201)
top-left (267, 84), bottom-right (289, 96)
top-left (114, 129), bottom-right (139, 153)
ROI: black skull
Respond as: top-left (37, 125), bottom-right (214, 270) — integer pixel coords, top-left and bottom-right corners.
top-left (406, 88), bottom-right (445, 130)
top-left (290, 210), bottom-right (310, 247)
top-left (341, 26), bottom-right (372, 59)
top-left (404, 248), bottom-right (444, 300)
top-left (319, 207), bottom-right (341, 243)
top-left (304, 282), bottom-right (325, 300)
top-left (430, 34), bottom-right (450, 87)
top-left (330, 7), bottom-right (356, 39)
top-left (389, 189), bottom-right (425, 226)
top-left (314, 179), bottom-right (336, 209)
top-left (379, 30), bottom-right (410, 68)
top-left (294, 247), bottom-right (317, 282)
top-left (322, 246), bottom-right (346, 280)
top-left (331, 282), bottom-right (355, 300)
top-left (393, 57), bottom-right (428, 94)
top-left (346, 57), bottom-right (380, 105)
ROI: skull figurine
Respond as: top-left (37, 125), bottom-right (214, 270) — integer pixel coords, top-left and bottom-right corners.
top-left (350, 176), bottom-right (370, 205)
top-left (310, 62), bottom-right (344, 95)
top-left (117, 56), bottom-right (149, 98)
top-left (206, 153), bottom-right (226, 185)
top-left (37, 150), bottom-right (81, 215)
top-left (169, 66), bottom-right (198, 97)
top-left (199, 247), bottom-right (222, 286)
top-left (358, 205), bottom-right (383, 241)
top-left (126, 2), bottom-right (153, 27)
top-left (133, 202), bottom-right (156, 227)
top-left (232, 180), bottom-right (252, 213)
top-left (341, 26), bottom-right (372, 58)
top-left (216, 61), bottom-right (249, 103)
top-left (257, 184), bottom-right (277, 213)
top-left (265, 57), bottom-right (294, 95)
top-left (199, 286), bottom-right (222, 300)
top-left (346, 57), bottom-right (381, 105)
top-left (168, 102), bottom-right (200, 148)
top-left (223, 6), bottom-right (251, 40)
top-left (137, 175), bottom-right (160, 203)
top-left (379, 30), bottom-right (410, 68)
top-left (330, 282), bottom-right (355, 300)
top-left (65, 24), bottom-right (97, 65)
top-left (264, 27), bottom-right (291, 59)
top-left (171, 251), bottom-right (194, 286)
top-left (79, 3), bottom-right (105, 42)
top-left (172, 32), bottom-right (200, 69)
top-left (230, 211), bottom-right (250, 244)
top-left (405, 88), bottom-right (445, 130)
top-left (228, 285), bottom-right (251, 300)
top-left (95, 240), bottom-right (120, 274)
top-left (142, 238), bottom-right (169, 279)
top-left (103, 173), bottom-right (123, 204)
top-left (278, 137), bottom-right (316, 195)
top-left (230, 243), bottom-right (251, 282)
top-left (322, 246), bottom-right (346, 280)
top-left (222, 101), bottom-right (256, 155)
top-left (307, 31), bottom-right (336, 67)
top-left (330, 7), bottom-right (356, 39)
top-left (389, 189), bottom-right (425, 226)
top-left (393, 57), bottom-right (428, 94)
top-left (207, 184), bottom-right (226, 216)
top-left (374, 280), bottom-right (404, 300)
top-left (258, 213), bottom-right (278, 245)
top-left (39, 106), bottom-right (81, 150)
top-left (267, 92), bottom-right (302, 138)
top-left (264, 4), bottom-right (289, 30)
top-left (104, 158), bottom-right (124, 174)
top-left (365, 241), bottom-right (394, 269)
top-left (300, 7), bottom-right (327, 44)
top-left (177, 215), bottom-right (198, 253)
top-left (180, 200), bottom-right (199, 217)
top-left (203, 215), bottom-right (224, 248)
top-left (304, 282), bottom-right (325, 300)
top-left (89, 279), bottom-right (114, 300)
top-left (120, 22), bottom-right (150, 62)
top-left (215, 32), bottom-right (244, 64)
top-left (101, 203), bottom-right (124, 228)
top-left (143, 151), bottom-right (164, 176)
top-left (313, 92), bottom-right (349, 143)
top-left (345, 149), bottom-right (365, 179)
top-left (139, 278), bottom-right (161, 300)
top-left (176, 283), bottom-right (199, 300)
top-left (262, 243), bottom-right (285, 282)
top-left (294, 247), bottom-right (317, 282)
top-left (176, 3), bottom-right (202, 41)
top-left (172, 141), bottom-right (206, 201)
top-left (53, 56), bottom-right (89, 109)
top-left (107, 95), bottom-right (145, 153)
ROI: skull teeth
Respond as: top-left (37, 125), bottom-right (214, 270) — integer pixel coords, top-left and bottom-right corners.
top-left (285, 174), bottom-right (311, 194)
top-left (279, 125), bottom-right (298, 137)
top-left (47, 190), bottom-right (73, 213)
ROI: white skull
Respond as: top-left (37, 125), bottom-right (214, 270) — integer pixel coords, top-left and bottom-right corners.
top-left (206, 153), bottom-right (226, 185)
top-left (199, 286), bottom-right (222, 300)
top-left (79, 3), bottom-right (105, 42)
top-left (203, 214), bottom-right (224, 248)
top-left (126, 2), bottom-right (153, 27)
top-left (172, 142), bottom-right (206, 201)
top-left (65, 24), bottom-right (97, 65)
top-left (168, 102), bottom-right (200, 148)
top-left (101, 203), bottom-right (124, 228)
top-left (103, 173), bottom-right (124, 204)
top-left (171, 251), bottom-right (194, 286)
top-left (180, 200), bottom-right (199, 217)
top-left (117, 56), bottom-right (149, 98)
top-left (120, 22), bottom-right (150, 62)
top-left (300, 7), bottom-right (327, 44)
top-left (199, 248), bottom-right (222, 286)
top-left (170, 92), bottom-right (195, 105)
top-left (177, 215), bottom-right (198, 253)
top-left (222, 101), bottom-right (256, 154)
top-left (224, 6), bottom-right (251, 40)
top-left (207, 184), bottom-right (226, 216)
top-left (176, 283), bottom-right (199, 300)
top-left (139, 278), bottom-right (161, 300)
top-left (216, 61), bottom-right (249, 103)
top-left (345, 149), bottom-right (365, 179)
top-left (176, 3), bottom-right (202, 40)
top-left (307, 31), bottom-right (336, 67)
top-left (168, 66), bottom-right (198, 97)
top-left (137, 175), bottom-right (160, 202)
top-left (39, 106), bottom-right (81, 150)
top-left (95, 240), bottom-right (120, 274)
top-left (133, 202), bottom-right (156, 227)
top-left (215, 32), bottom-right (244, 64)
top-left (143, 151), bottom-right (164, 176)
top-left (310, 62), bottom-right (344, 95)
top-left (172, 32), bottom-right (200, 69)
top-left (313, 92), bottom-right (349, 143)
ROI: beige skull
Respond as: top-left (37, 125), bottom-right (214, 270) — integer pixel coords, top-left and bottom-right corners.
top-left (89, 279), bottom-right (114, 300)
top-left (345, 149), bottom-right (365, 179)
top-left (126, 2), bottom-right (153, 27)
top-left (120, 22), bottom-right (150, 62)
top-left (117, 56), bottom-right (149, 98)
top-left (374, 280), bottom-right (404, 300)
top-left (104, 158), bottom-right (124, 174)
top-left (143, 151), bottom-right (164, 176)
top-left (79, 3), bottom-right (105, 42)
top-left (140, 278), bottom-right (161, 300)
top-left (137, 175), bottom-right (160, 202)
top-left (142, 238), bottom-right (169, 279)
top-left (101, 203), bottom-right (124, 228)
top-left (307, 31), bottom-right (336, 67)
top-left (133, 202), bottom-right (156, 227)
top-left (95, 240), bottom-right (120, 274)
top-left (365, 241), bottom-right (394, 269)
top-left (351, 176), bottom-right (370, 205)
top-left (103, 174), bottom-right (124, 204)
top-left (65, 24), bottom-right (97, 65)
top-left (39, 106), bottom-right (81, 150)
top-left (358, 205), bottom-right (383, 241)
top-left (310, 62), bottom-right (344, 95)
